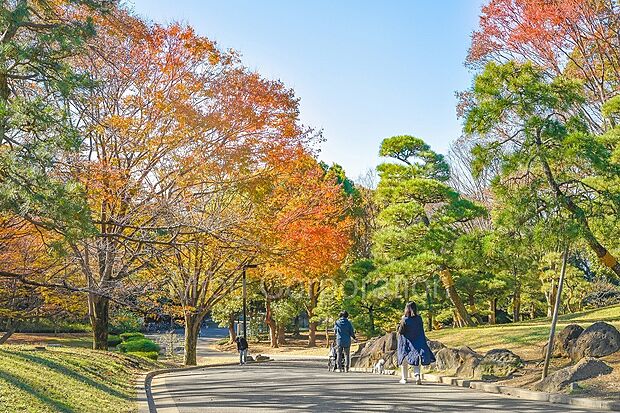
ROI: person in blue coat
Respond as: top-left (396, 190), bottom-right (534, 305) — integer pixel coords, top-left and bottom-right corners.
top-left (397, 301), bottom-right (435, 384)
top-left (334, 310), bottom-right (356, 372)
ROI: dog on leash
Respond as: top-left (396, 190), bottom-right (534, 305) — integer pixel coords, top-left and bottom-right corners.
top-left (372, 358), bottom-right (386, 374)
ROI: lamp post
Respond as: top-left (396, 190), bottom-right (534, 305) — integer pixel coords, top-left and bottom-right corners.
top-left (242, 263), bottom-right (257, 339)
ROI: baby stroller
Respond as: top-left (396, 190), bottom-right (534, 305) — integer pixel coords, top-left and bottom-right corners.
top-left (327, 341), bottom-right (337, 372)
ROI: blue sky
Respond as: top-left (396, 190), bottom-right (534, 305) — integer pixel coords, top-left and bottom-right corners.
top-left (129, 0), bottom-right (485, 180)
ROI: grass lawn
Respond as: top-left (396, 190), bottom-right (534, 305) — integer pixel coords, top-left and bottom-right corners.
top-left (6, 333), bottom-right (93, 348)
top-left (426, 304), bottom-right (620, 361)
top-left (0, 345), bottom-right (161, 413)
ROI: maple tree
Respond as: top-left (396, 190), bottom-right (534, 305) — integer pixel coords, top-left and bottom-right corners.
top-left (251, 155), bottom-right (353, 347)
top-left (467, 0), bottom-right (620, 129)
top-left (63, 10), bottom-right (308, 350)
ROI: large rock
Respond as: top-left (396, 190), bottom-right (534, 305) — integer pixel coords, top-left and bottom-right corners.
top-left (455, 346), bottom-right (481, 378)
top-left (434, 347), bottom-right (460, 371)
top-left (542, 324), bottom-right (584, 359)
top-left (427, 340), bottom-right (446, 353)
top-left (475, 349), bottom-right (523, 379)
top-left (351, 333), bottom-right (399, 370)
top-left (570, 321), bottom-right (620, 361)
top-left (533, 357), bottom-right (613, 393)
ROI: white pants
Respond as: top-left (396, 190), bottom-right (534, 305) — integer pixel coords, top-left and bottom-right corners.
top-left (401, 359), bottom-right (421, 381)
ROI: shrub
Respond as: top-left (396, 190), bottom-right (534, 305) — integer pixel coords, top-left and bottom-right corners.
top-left (118, 338), bottom-right (160, 354)
top-left (120, 332), bottom-right (145, 342)
top-left (130, 351), bottom-right (159, 360)
top-left (107, 335), bottom-right (122, 347)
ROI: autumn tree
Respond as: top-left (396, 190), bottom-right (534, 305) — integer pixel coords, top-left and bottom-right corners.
top-left (467, 0), bottom-right (620, 129)
top-left (65, 11), bottom-right (311, 350)
top-left (254, 155), bottom-right (352, 347)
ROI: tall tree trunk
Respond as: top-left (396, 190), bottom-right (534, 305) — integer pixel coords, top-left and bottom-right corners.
top-left (277, 323), bottom-right (286, 345)
top-left (0, 71), bottom-right (9, 145)
top-left (489, 298), bottom-right (497, 325)
top-left (439, 269), bottom-right (474, 327)
top-left (468, 294), bottom-right (476, 313)
top-left (425, 284), bottom-right (433, 332)
top-left (0, 319), bottom-right (20, 344)
top-left (530, 303), bottom-right (536, 320)
top-left (184, 312), bottom-right (203, 366)
top-left (369, 305), bottom-right (376, 335)
top-left (293, 316), bottom-right (301, 338)
top-left (227, 314), bottom-right (237, 344)
top-left (88, 293), bottom-right (109, 350)
top-left (512, 281), bottom-right (521, 322)
top-left (307, 281), bottom-right (319, 347)
top-left (546, 279), bottom-right (557, 318)
top-left (265, 296), bottom-right (278, 348)
top-left (538, 147), bottom-right (620, 276)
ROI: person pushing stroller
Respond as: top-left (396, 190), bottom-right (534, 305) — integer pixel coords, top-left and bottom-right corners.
top-left (334, 310), bottom-right (356, 372)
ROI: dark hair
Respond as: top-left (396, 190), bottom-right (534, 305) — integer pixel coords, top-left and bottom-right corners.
top-left (339, 310), bottom-right (349, 318)
top-left (404, 302), bottom-right (418, 318)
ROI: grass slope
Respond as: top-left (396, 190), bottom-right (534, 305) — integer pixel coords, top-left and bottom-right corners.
top-left (427, 304), bottom-right (620, 360)
top-left (0, 346), bottom-right (160, 413)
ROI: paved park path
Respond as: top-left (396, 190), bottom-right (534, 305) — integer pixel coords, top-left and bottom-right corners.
top-left (151, 359), bottom-right (601, 413)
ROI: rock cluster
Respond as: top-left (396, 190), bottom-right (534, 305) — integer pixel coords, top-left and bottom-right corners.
top-left (434, 346), bottom-right (522, 379)
top-left (351, 332), bottom-right (523, 380)
top-left (543, 322), bottom-right (620, 361)
top-left (350, 332), bottom-right (399, 370)
top-left (534, 357), bottom-right (613, 393)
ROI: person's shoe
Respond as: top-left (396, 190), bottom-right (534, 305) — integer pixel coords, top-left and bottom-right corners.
top-left (415, 378), bottom-right (422, 385)
top-left (399, 378), bottom-right (407, 384)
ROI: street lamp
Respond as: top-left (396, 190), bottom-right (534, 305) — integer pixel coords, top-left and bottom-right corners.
top-left (242, 263), bottom-right (258, 339)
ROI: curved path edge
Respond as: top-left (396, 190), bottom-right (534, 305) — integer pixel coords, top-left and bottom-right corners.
top-left (137, 360), bottom-right (273, 413)
top-left (417, 372), bottom-right (620, 412)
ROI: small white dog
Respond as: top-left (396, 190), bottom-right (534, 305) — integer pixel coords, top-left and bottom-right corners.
top-left (373, 358), bottom-right (386, 374)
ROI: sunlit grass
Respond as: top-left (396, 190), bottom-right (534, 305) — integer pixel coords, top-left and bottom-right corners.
top-left (427, 304), bottom-right (620, 360)
top-left (0, 346), bottom-right (161, 413)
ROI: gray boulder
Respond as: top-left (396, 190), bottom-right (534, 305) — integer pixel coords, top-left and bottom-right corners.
top-left (434, 347), bottom-right (460, 371)
top-left (351, 333), bottom-right (398, 370)
top-left (254, 354), bottom-right (270, 362)
top-left (455, 346), bottom-right (481, 378)
top-left (475, 349), bottom-right (522, 379)
top-left (533, 357), bottom-right (613, 393)
top-left (542, 324), bottom-right (584, 359)
top-left (427, 340), bottom-right (446, 353)
top-left (570, 321), bottom-right (620, 361)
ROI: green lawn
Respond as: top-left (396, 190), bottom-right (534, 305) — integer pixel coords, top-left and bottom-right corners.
top-left (427, 304), bottom-right (620, 360)
top-left (0, 346), bottom-right (161, 413)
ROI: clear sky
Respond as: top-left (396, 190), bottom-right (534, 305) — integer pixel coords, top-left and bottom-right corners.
top-left (128, 0), bottom-right (485, 180)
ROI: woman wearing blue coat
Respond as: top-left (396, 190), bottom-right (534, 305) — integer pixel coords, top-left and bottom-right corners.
top-left (397, 301), bottom-right (435, 384)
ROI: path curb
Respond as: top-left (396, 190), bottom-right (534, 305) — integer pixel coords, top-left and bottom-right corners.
top-left (137, 359), bottom-right (273, 413)
top-left (424, 373), bottom-right (620, 411)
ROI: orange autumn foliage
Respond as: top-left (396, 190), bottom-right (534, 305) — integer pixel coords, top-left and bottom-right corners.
top-left (468, 0), bottom-right (620, 119)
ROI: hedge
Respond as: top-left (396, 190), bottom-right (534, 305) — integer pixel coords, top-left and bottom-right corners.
top-left (119, 332), bottom-right (145, 342)
top-left (107, 335), bottom-right (122, 347)
top-left (118, 338), bottom-right (160, 354)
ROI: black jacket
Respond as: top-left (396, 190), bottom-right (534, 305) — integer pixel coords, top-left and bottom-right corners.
top-left (236, 337), bottom-right (248, 351)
